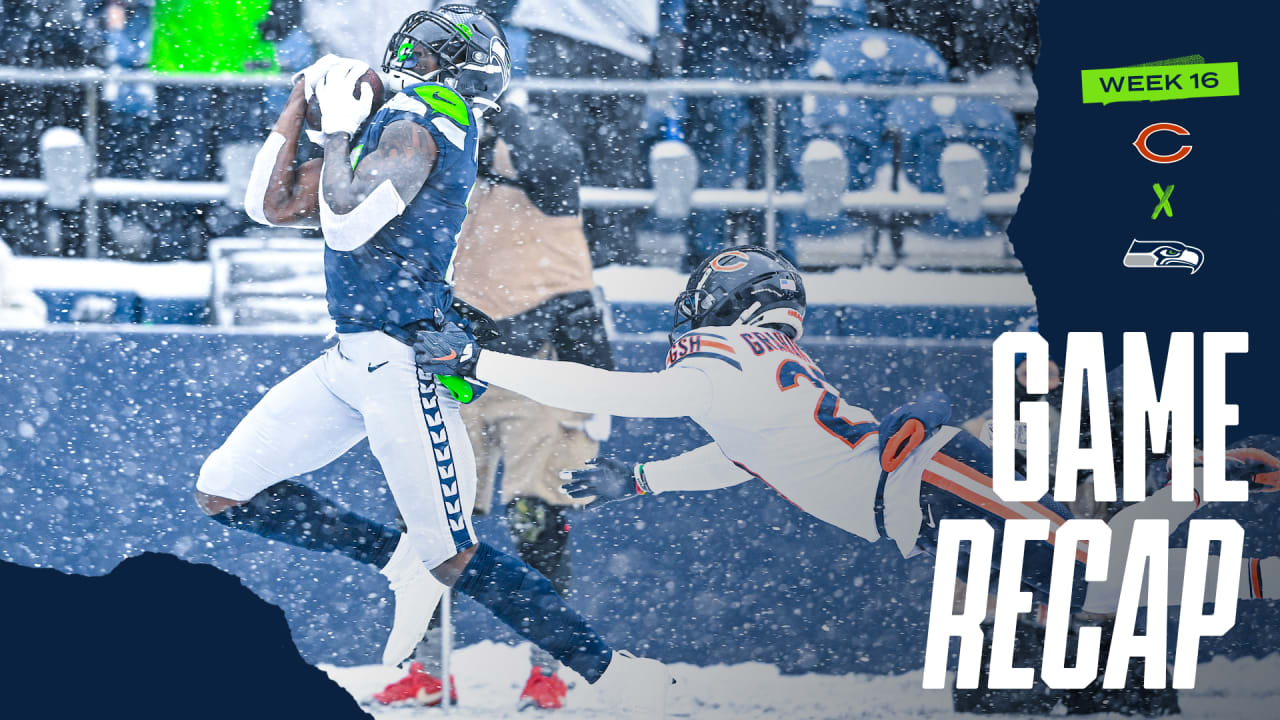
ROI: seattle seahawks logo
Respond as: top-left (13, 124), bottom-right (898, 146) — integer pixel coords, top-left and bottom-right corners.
top-left (1122, 239), bottom-right (1203, 274)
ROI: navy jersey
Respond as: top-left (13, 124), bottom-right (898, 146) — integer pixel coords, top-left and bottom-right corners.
top-left (325, 81), bottom-right (479, 334)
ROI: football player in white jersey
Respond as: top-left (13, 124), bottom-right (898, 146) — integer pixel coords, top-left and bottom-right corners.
top-left (415, 246), bottom-right (1095, 608)
top-left (415, 245), bottom-right (1280, 618)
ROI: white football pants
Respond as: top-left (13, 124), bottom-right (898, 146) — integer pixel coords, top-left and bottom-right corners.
top-left (197, 331), bottom-right (478, 570)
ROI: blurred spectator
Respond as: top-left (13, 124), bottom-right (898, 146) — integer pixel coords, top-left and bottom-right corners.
top-left (257, 0), bottom-right (319, 115)
top-left (90, 0), bottom-right (316, 260)
top-left (93, 1), bottom-right (156, 180)
top-left (148, 0), bottom-right (283, 181)
top-left (383, 103), bottom-right (613, 710)
top-left (302, 0), bottom-right (419, 70)
top-left (681, 0), bottom-right (809, 269)
top-left (0, 239), bottom-right (47, 327)
top-left (0, 0), bottom-right (93, 255)
top-left (453, 101), bottom-right (614, 706)
top-left (506, 0), bottom-right (659, 267)
top-left (868, 0), bottom-right (1038, 78)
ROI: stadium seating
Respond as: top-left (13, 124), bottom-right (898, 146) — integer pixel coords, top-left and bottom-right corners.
top-left (780, 28), bottom-right (949, 267)
top-left (882, 95), bottom-right (1020, 194)
top-left (0, 1), bottom-right (1034, 300)
top-left (882, 95), bottom-right (1021, 252)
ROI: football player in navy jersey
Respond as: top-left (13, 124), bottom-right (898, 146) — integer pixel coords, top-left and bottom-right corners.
top-left (193, 6), bottom-right (670, 714)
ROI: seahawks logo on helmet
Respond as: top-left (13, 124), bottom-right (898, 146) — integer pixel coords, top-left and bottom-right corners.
top-left (1122, 239), bottom-right (1204, 274)
top-left (381, 5), bottom-right (511, 114)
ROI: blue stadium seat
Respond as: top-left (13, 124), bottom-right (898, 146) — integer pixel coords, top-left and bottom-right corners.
top-left (778, 93), bottom-right (878, 256)
top-left (789, 29), bottom-right (949, 184)
top-left (780, 29), bottom-right (949, 261)
top-left (792, 91), bottom-right (880, 191)
top-left (805, 0), bottom-right (869, 47)
top-left (809, 28), bottom-right (949, 87)
top-left (883, 96), bottom-right (1020, 193)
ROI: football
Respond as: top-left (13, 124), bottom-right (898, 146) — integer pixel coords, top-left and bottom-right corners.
top-left (306, 69), bottom-right (385, 131)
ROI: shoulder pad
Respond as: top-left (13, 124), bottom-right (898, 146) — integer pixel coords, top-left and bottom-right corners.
top-left (381, 92), bottom-right (427, 117)
top-left (401, 82), bottom-right (472, 129)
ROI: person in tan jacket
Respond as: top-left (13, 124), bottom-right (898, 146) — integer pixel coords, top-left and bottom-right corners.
top-left (378, 101), bottom-right (615, 711)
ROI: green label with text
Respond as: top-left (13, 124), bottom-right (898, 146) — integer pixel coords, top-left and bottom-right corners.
top-left (1081, 61), bottom-right (1239, 104)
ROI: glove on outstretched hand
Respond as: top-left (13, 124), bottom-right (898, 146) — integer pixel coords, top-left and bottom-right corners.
top-left (291, 53), bottom-right (343, 102)
top-left (1224, 447), bottom-right (1280, 492)
top-left (413, 323), bottom-right (480, 377)
top-left (878, 390), bottom-right (952, 472)
top-left (559, 457), bottom-right (647, 510)
top-left (315, 59), bottom-right (374, 137)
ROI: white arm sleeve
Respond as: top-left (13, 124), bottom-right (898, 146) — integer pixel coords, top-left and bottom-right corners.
top-left (319, 176), bottom-right (407, 252)
top-left (643, 442), bottom-right (753, 494)
top-left (475, 351), bottom-right (714, 419)
top-left (244, 132), bottom-right (286, 227)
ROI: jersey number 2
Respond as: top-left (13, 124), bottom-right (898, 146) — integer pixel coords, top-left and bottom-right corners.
top-left (776, 360), bottom-right (877, 452)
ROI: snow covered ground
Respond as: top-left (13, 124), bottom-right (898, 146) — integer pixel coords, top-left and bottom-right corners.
top-left (323, 641), bottom-right (1280, 719)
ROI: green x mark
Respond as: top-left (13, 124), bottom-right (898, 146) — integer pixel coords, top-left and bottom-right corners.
top-left (1151, 183), bottom-right (1174, 219)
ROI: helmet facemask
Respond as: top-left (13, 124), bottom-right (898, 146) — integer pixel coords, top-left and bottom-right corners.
top-left (383, 37), bottom-right (438, 92)
top-left (670, 287), bottom-right (714, 344)
top-left (382, 12), bottom-right (455, 92)
top-left (454, 32), bottom-right (511, 115)
top-left (381, 8), bottom-right (511, 113)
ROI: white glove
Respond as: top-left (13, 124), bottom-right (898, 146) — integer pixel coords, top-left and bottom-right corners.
top-left (563, 414), bottom-right (612, 443)
top-left (315, 59), bottom-right (375, 137)
top-left (291, 53), bottom-right (343, 103)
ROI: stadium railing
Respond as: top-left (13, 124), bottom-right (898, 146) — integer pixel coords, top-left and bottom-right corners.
top-left (0, 66), bottom-right (1035, 258)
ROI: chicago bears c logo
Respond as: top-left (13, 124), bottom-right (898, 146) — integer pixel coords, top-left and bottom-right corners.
top-left (1133, 122), bottom-right (1192, 164)
top-left (710, 250), bottom-right (750, 272)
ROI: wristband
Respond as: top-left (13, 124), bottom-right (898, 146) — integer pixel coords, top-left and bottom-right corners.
top-left (633, 463), bottom-right (652, 495)
top-left (244, 132), bottom-right (287, 226)
top-left (319, 177), bottom-right (405, 251)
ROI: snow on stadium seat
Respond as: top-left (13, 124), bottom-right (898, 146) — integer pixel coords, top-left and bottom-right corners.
top-left (811, 27), bottom-right (948, 88)
top-left (883, 95), bottom-right (1019, 194)
top-left (650, 138), bottom-right (699, 220)
top-left (794, 91), bottom-right (880, 192)
top-left (781, 29), bottom-right (949, 268)
top-left (881, 95), bottom-right (1021, 262)
top-left (39, 127), bottom-right (90, 211)
top-left (803, 0), bottom-right (869, 67)
top-left (219, 142), bottom-right (260, 213)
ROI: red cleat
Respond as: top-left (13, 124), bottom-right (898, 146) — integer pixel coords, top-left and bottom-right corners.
top-left (518, 666), bottom-right (568, 710)
top-left (373, 662), bottom-right (458, 706)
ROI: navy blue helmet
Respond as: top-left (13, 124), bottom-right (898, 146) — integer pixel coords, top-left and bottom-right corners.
top-left (381, 5), bottom-right (511, 114)
top-left (671, 246), bottom-right (806, 344)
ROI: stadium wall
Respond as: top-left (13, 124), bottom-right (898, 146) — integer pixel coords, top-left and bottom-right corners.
top-left (1, 327), bottom-right (1276, 674)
